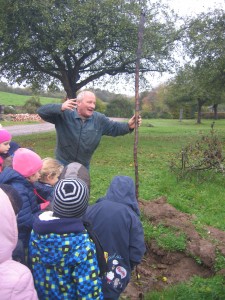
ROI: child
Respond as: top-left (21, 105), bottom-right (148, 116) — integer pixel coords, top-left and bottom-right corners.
top-left (0, 128), bottom-right (12, 172)
top-left (0, 129), bottom-right (21, 171)
top-left (84, 175), bottom-right (146, 300)
top-left (0, 186), bottom-right (38, 300)
top-left (0, 148), bottom-right (49, 263)
top-left (34, 157), bottom-right (64, 206)
top-left (59, 161), bottom-right (90, 189)
top-left (29, 178), bottom-right (103, 299)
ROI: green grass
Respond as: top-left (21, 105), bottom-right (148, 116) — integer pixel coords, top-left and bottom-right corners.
top-left (144, 275), bottom-right (225, 300)
top-left (142, 219), bottom-right (187, 252)
top-left (1, 120), bottom-right (40, 126)
top-left (13, 119), bottom-right (225, 231)
top-left (0, 90), bottom-right (61, 106)
top-left (11, 118), bottom-right (225, 299)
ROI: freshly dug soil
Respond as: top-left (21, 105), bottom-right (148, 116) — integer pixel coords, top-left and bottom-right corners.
top-left (121, 196), bottom-right (225, 299)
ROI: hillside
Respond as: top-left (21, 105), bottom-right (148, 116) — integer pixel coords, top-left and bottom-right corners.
top-left (0, 91), bottom-right (61, 106)
top-left (0, 84), bottom-right (132, 107)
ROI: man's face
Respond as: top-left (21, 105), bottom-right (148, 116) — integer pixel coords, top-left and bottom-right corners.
top-left (76, 93), bottom-right (96, 118)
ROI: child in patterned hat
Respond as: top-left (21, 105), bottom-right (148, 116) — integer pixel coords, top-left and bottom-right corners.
top-left (29, 178), bottom-right (103, 300)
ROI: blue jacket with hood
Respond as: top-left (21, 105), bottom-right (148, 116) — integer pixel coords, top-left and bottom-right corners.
top-left (29, 211), bottom-right (103, 300)
top-left (37, 104), bottom-right (131, 168)
top-left (84, 175), bottom-right (146, 299)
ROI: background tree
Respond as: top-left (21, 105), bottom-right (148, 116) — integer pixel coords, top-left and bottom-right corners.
top-left (165, 62), bottom-right (223, 123)
top-left (0, 0), bottom-right (181, 97)
top-left (185, 9), bottom-right (225, 78)
top-left (95, 97), bottom-right (107, 114)
top-left (184, 9), bottom-right (225, 118)
top-left (140, 84), bottom-right (171, 118)
top-left (105, 97), bottom-right (134, 117)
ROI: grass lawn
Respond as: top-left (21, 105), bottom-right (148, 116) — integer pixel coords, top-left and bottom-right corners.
top-left (11, 118), bottom-right (225, 299)
top-left (13, 118), bottom-right (225, 231)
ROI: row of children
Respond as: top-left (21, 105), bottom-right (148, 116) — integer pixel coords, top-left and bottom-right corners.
top-left (0, 128), bottom-right (146, 299)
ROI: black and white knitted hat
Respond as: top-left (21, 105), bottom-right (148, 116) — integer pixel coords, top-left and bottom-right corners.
top-left (53, 178), bottom-right (89, 218)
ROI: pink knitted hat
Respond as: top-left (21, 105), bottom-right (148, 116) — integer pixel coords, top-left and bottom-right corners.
top-left (13, 148), bottom-right (43, 177)
top-left (0, 129), bottom-right (12, 144)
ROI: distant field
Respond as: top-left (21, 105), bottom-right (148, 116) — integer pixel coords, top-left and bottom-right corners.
top-left (0, 91), bottom-right (62, 106)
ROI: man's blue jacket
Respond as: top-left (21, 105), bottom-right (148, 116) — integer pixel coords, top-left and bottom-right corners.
top-left (38, 104), bottom-right (131, 168)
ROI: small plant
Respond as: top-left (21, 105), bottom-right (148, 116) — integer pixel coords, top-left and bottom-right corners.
top-left (214, 250), bottom-right (225, 272)
top-left (190, 255), bottom-right (202, 265)
top-left (170, 123), bottom-right (225, 181)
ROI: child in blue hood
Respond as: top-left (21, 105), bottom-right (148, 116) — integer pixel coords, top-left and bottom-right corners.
top-left (84, 175), bottom-right (146, 300)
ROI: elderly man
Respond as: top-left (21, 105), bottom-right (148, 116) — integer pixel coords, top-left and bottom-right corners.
top-left (37, 90), bottom-right (141, 169)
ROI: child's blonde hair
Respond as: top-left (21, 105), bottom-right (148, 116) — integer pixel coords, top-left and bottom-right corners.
top-left (39, 157), bottom-right (64, 182)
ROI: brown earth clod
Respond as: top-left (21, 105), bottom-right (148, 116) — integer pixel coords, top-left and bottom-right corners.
top-left (122, 197), bottom-right (225, 299)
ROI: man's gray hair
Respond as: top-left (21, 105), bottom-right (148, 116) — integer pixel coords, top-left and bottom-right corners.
top-left (77, 91), bottom-right (95, 102)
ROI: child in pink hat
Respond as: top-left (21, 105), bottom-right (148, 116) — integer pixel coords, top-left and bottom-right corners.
top-left (0, 148), bottom-right (50, 264)
top-left (0, 129), bottom-right (20, 172)
top-left (0, 129), bottom-right (12, 172)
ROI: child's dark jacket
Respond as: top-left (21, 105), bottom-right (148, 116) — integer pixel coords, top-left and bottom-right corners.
top-left (34, 181), bottom-right (54, 203)
top-left (84, 176), bottom-right (146, 299)
top-left (0, 167), bottom-right (40, 245)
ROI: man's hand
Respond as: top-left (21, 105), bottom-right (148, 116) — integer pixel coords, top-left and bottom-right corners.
top-left (61, 99), bottom-right (77, 111)
top-left (128, 115), bottom-right (142, 129)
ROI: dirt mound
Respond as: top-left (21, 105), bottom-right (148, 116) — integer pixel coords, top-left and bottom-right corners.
top-left (121, 197), bottom-right (225, 299)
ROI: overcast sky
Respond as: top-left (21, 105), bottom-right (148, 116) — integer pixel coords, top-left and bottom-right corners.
top-left (96, 0), bottom-right (225, 95)
top-left (168, 0), bottom-right (225, 16)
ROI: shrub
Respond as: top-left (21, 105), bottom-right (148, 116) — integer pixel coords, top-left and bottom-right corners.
top-left (22, 96), bottom-right (42, 114)
top-left (170, 125), bottom-right (225, 181)
top-left (3, 105), bottom-right (17, 114)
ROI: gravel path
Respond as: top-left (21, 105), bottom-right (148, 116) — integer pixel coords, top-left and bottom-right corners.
top-left (3, 123), bottom-right (55, 136)
top-left (3, 118), bottom-right (127, 136)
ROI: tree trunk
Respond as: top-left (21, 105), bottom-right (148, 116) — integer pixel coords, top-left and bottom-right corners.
top-left (61, 74), bottom-right (78, 98)
top-left (213, 103), bottom-right (218, 120)
top-left (179, 108), bottom-right (183, 122)
top-left (197, 99), bottom-right (202, 124)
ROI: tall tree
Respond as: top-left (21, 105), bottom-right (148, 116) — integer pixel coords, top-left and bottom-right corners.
top-left (0, 0), bottom-right (181, 97)
top-left (184, 9), bottom-right (225, 118)
top-left (166, 64), bottom-right (213, 124)
top-left (185, 9), bottom-right (225, 71)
